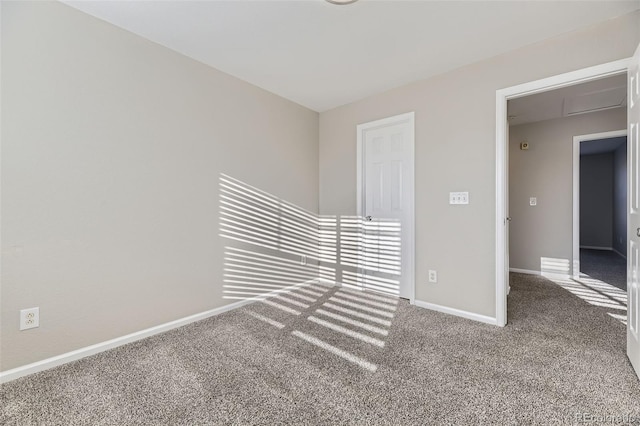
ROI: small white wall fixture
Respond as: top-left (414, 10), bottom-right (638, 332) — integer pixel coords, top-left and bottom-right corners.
top-left (496, 58), bottom-right (630, 327)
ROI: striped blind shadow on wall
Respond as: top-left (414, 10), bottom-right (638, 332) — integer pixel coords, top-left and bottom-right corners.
top-left (219, 173), bottom-right (402, 300)
top-left (219, 173), bottom-right (334, 300)
top-left (540, 257), bottom-right (571, 277)
top-left (338, 216), bottom-right (402, 296)
top-left (218, 173), bottom-right (402, 372)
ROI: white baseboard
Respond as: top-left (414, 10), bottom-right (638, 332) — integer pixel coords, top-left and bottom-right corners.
top-left (0, 278), bottom-right (325, 384)
top-left (0, 299), bottom-right (249, 384)
top-left (613, 248), bottom-right (627, 259)
top-left (316, 278), bottom-right (340, 287)
top-left (509, 268), bottom-right (571, 280)
top-left (413, 300), bottom-right (497, 326)
top-left (541, 272), bottom-right (571, 280)
top-left (509, 268), bottom-right (540, 275)
top-left (580, 246), bottom-right (613, 251)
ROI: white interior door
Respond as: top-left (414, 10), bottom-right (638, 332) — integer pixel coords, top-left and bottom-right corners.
top-left (358, 113), bottom-right (414, 300)
top-left (628, 42), bottom-right (640, 380)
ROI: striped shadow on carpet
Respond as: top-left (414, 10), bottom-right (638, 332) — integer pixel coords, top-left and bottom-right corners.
top-left (2, 274), bottom-right (639, 425)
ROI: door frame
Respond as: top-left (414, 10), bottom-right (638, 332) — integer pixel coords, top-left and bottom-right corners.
top-left (356, 112), bottom-right (415, 304)
top-left (572, 129), bottom-right (628, 279)
top-left (495, 58), bottom-right (630, 327)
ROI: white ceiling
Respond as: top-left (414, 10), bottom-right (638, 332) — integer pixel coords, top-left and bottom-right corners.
top-left (63, 0), bottom-right (640, 112)
top-left (508, 73), bottom-right (628, 126)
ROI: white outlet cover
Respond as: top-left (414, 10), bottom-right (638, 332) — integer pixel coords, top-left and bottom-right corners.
top-left (530, 197), bottom-right (537, 206)
top-left (20, 307), bottom-right (39, 331)
top-left (428, 270), bottom-right (438, 283)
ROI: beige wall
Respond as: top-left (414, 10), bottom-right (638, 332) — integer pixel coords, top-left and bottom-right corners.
top-left (1, 2), bottom-right (319, 371)
top-left (319, 12), bottom-right (639, 317)
top-left (3, 2), bottom-right (639, 374)
top-left (509, 109), bottom-right (626, 272)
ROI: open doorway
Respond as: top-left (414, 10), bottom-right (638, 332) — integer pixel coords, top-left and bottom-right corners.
top-left (496, 46), bottom-right (640, 383)
top-left (506, 74), bottom-right (627, 283)
top-left (574, 131), bottom-right (628, 292)
top-left (502, 65), bottom-right (634, 340)
top-left (495, 59), bottom-right (630, 327)
top-left (502, 74), bottom-right (632, 350)
top-left (504, 73), bottom-right (631, 330)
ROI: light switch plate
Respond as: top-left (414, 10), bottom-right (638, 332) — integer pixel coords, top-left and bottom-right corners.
top-left (449, 192), bottom-right (469, 205)
top-left (530, 197), bottom-right (537, 206)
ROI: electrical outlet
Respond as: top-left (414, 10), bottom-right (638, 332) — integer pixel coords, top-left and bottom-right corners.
top-left (300, 255), bottom-right (307, 266)
top-left (20, 307), bottom-right (39, 331)
top-left (428, 270), bottom-right (438, 283)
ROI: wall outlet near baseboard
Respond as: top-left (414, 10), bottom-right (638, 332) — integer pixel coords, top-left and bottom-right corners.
top-left (428, 270), bottom-right (437, 283)
top-left (20, 307), bottom-right (39, 331)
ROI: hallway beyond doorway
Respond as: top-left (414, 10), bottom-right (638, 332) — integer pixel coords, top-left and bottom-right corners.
top-left (580, 248), bottom-right (626, 291)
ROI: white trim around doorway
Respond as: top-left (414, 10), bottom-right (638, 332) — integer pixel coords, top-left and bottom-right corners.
top-left (495, 58), bottom-right (630, 327)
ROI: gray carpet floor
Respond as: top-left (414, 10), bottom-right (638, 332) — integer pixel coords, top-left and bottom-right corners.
top-left (2, 273), bottom-right (639, 425)
top-left (580, 248), bottom-right (627, 290)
